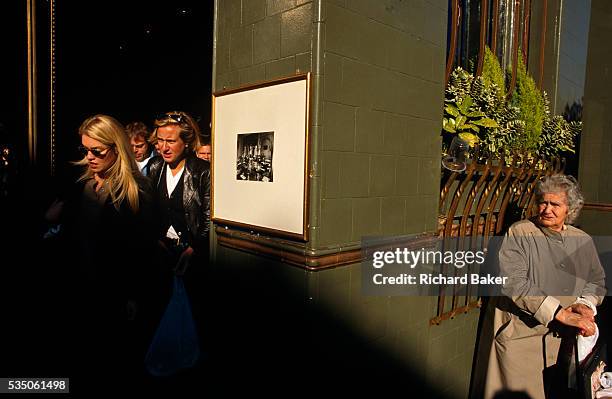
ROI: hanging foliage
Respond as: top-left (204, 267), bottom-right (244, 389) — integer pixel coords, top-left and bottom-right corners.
top-left (441, 46), bottom-right (581, 162)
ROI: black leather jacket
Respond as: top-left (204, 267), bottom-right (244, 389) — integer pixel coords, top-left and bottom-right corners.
top-left (148, 155), bottom-right (211, 251)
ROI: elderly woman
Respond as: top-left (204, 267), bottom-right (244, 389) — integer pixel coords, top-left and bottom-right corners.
top-left (475, 174), bottom-right (606, 399)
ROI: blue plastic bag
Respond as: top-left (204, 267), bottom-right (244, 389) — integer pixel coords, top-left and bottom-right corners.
top-left (145, 276), bottom-right (200, 376)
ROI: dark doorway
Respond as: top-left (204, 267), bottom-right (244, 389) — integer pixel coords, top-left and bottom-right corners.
top-left (0, 1), bottom-right (215, 393)
top-left (54, 1), bottom-right (214, 178)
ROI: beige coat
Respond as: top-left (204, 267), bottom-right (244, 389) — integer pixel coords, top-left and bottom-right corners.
top-left (472, 219), bottom-right (606, 399)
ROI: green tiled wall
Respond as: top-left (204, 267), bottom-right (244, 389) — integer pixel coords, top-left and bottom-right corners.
top-left (556, 0), bottom-right (591, 115)
top-left (318, 0), bottom-right (446, 248)
top-left (214, 0), bottom-right (313, 90)
top-left (577, 209), bottom-right (612, 236)
top-left (211, 1), bottom-right (480, 397)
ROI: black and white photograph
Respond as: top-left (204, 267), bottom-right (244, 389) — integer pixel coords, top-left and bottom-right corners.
top-left (236, 132), bottom-right (274, 182)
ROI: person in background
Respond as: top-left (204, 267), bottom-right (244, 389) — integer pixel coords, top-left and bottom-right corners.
top-left (196, 138), bottom-right (211, 162)
top-left (126, 121), bottom-right (156, 176)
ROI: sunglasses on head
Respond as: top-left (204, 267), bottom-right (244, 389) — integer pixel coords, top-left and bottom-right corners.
top-left (155, 112), bottom-right (186, 126)
top-left (78, 144), bottom-right (114, 158)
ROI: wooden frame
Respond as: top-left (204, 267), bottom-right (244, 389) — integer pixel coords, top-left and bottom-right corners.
top-left (211, 73), bottom-right (311, 241)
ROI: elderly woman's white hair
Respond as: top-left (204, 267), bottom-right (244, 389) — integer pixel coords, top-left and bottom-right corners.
top-left (534, 174), bottom-right (584, 224)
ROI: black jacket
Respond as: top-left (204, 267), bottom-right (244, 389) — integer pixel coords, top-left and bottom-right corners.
top-left (61, 174), bottom-right (158, 306)
top-left (148, 155), bottom-right (211, 252)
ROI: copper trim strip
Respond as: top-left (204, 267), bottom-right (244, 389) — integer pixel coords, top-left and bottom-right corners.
top-left (537, 0), bottom-right (547, 89)
top-left (491, 0), bottom-right (499, 52)
top-left (508, 0), bottom-right (522, 96)
top-left (583, 203), bottom-right (612, 212)
top-left (218, 234), bottom-right (358, 270)
top-left (522, 0), bottom-right (531, 67)
top-left (476, 0), bottom-right (490, 76)
top-left (445, 0), bottom-right (460, 84)
top-left (216, 227), bottom-right (439, 270)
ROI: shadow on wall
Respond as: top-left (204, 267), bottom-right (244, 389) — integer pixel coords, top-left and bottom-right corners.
top-left (166, 256), bottom-right (455, 396)
top-left (1, 209), bottom-right (453, 397)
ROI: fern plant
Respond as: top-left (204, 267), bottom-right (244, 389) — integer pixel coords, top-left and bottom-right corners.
top-left (443, 68), bottom-right (498, 147)
top-left (509, 55), bottom-right (546, 153)
top-left (536, 93), bottom-right (582, 158)
top-left (471, 48), bottom-right (524, 157)
top-left (441, 48), bottom-right (581, 163)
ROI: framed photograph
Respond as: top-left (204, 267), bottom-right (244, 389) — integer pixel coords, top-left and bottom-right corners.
top-left (211, 73), bottom-right (310, 241)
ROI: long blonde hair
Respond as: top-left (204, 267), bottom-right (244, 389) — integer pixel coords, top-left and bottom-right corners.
top-left (75, 114), bottom-right (141, 212)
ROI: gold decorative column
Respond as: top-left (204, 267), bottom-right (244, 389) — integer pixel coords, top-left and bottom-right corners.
top-left (27, 0), bottom-right (38, 166)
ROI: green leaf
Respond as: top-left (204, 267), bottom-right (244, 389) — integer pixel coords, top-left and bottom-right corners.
top-left (455, 115), bottom-right (467, 128)
top-left (442, 118), bottom-right (456, 133)
top-left (462, 123), bottom-right (480, 133)
top-left (466, 110), bottom-right (486, 118)
top-left (472, 118), bottom-right (499, 128)
top-left (459, 95), bottom-right (473, 114)
top-left (445, 105), bottom-right (460, 117)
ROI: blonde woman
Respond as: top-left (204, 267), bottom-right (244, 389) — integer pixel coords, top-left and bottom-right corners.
top-left (62, 114), bottom-right (158, 384)
top-left (74, 115), bottom-right (143, 208)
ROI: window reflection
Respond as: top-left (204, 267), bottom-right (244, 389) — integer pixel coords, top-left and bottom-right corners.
top-left (496, 0), bottom-right (513, 72)
top-left (450, 0), bottom-right (483, 73)
top-left (446, 0), bottom-right (532, 83)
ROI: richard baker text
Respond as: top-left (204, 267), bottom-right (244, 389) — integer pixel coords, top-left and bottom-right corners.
top-left (372, 273), bottom-right (507, 286)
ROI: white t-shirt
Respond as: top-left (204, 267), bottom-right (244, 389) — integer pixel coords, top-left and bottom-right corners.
top-left (165, 164), bottom-right (185, 239)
